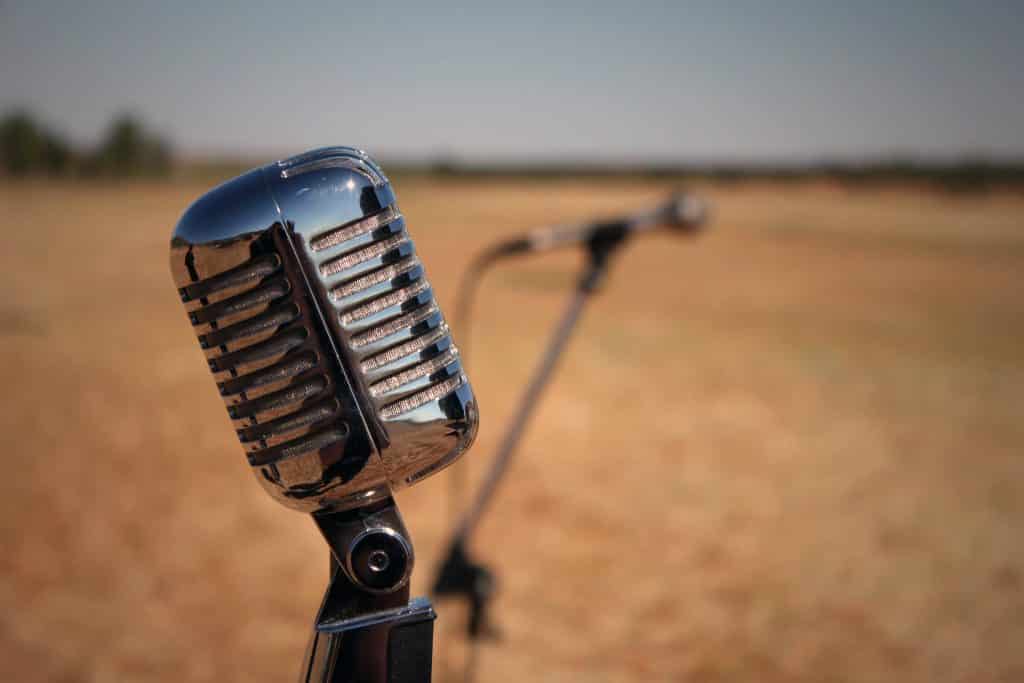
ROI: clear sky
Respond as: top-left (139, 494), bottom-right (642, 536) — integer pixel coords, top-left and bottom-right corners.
top-left (2, 1), bottom-right (1022, 163)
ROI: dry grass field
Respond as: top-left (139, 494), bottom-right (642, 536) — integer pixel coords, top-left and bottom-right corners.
top-left (0, 177), bottom-right (1022, 682)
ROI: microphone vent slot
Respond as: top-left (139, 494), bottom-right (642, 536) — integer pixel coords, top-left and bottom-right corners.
top-left (340, 279), bottom-right (430, 325)
top-left (350, 303), bottom-right (440, 348)
top-left (360, 325), bottom-right (448, 373)
top-left (370, 347), bottom-right (459, 397)
top-left (311, 207), bottom-right (401, 252)
top-left (330, 257), bottom-right (419, 300)
top-left (319, 235), bottom-right (408, 278)
top-left (184, 251), bottom-right (343, 466)
top-left (379, 375), bottom-right (464, 420)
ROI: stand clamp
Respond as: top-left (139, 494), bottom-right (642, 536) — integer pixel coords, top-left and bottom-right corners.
top-left (301, 498), bottom-right (435, 683)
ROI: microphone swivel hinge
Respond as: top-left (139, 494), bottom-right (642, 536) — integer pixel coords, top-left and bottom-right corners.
top-left (301, 498), bottom-right (436, 683)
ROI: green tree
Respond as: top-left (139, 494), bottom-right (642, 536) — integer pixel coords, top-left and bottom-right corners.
top-left (92, 114), bottom-right (171, 177)
top-left (0, 111), bottom-right (74, 176)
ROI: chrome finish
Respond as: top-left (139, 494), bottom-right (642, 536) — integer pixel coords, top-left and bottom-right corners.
top-left (317, 595), bottom-right (434, 634)
top-left (301, 591), bottom-right (436, 683)
top-left (314, 500), bottom-right (414, 595)
top-left (345, 526), bottom-right (414, 594)
top-left (170, 147), bottom-right (478, 513)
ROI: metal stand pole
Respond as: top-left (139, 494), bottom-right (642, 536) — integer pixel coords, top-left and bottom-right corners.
top-left (433, 233), bottom-right (623, 644)
top-left (454, 280), bottom-right (591, 543)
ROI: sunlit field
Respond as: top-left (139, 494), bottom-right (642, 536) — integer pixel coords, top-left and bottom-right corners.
top-left (1, 178), bottom-right (1022, 682)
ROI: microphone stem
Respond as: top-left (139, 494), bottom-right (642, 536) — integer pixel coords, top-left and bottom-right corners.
top-left (451, 252), bottom-right (608, 544)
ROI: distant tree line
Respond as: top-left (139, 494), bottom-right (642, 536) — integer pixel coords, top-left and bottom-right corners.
top-left (5, 108), bottom-right (1021, 192)
top-left (0, 110), bottom-right (171, 177)
top-left (415, 158), bottom-right (1024, 194)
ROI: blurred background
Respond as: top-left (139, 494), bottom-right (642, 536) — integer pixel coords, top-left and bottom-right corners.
top-left (2, 2), bottom-right (1022, 682)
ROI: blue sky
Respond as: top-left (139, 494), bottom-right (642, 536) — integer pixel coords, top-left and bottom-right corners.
top-left (2, 1), bottom-right (1022, 162)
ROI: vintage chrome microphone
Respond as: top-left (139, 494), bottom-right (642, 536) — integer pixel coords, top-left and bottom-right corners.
top-left (170, 147), bottom-right (478, 683)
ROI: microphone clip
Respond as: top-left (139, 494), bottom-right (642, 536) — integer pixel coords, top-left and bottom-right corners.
top-left (432, 541), bottom-right (499, 641)
top-left (579, 219), bottom-right (630, 292)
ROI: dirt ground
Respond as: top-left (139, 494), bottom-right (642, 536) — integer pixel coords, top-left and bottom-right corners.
top-left (0, 178), bottom-right (1021, 682)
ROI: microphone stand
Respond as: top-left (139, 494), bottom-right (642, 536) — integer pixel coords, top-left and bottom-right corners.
top-left (299, 497), bottom-right (437, 683)
top-left (433, 224), bottom-right (631, 669)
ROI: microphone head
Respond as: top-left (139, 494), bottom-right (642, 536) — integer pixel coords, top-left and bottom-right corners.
top-left (663, 193), bottom-right (709, 233)
top-left (170, 147), bottom-right (478, 513)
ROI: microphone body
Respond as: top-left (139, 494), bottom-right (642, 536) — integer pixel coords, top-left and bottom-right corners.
top-left (490, 193), bottom-right (707, 258)
top-left (170, 147), bottom-right (478, 514)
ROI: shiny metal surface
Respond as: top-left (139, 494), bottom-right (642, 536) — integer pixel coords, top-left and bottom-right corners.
top-left (170, 147), bottom-right (478, 513)
top-left (345, 526), bottom-right (414, 594)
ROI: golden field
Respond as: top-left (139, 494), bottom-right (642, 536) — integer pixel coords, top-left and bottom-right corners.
top-left (0, 178), bottom-right (1022, 682)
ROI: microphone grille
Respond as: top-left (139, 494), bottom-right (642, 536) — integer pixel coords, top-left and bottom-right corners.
top-left (180, 250), bottom-right (352, 469)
